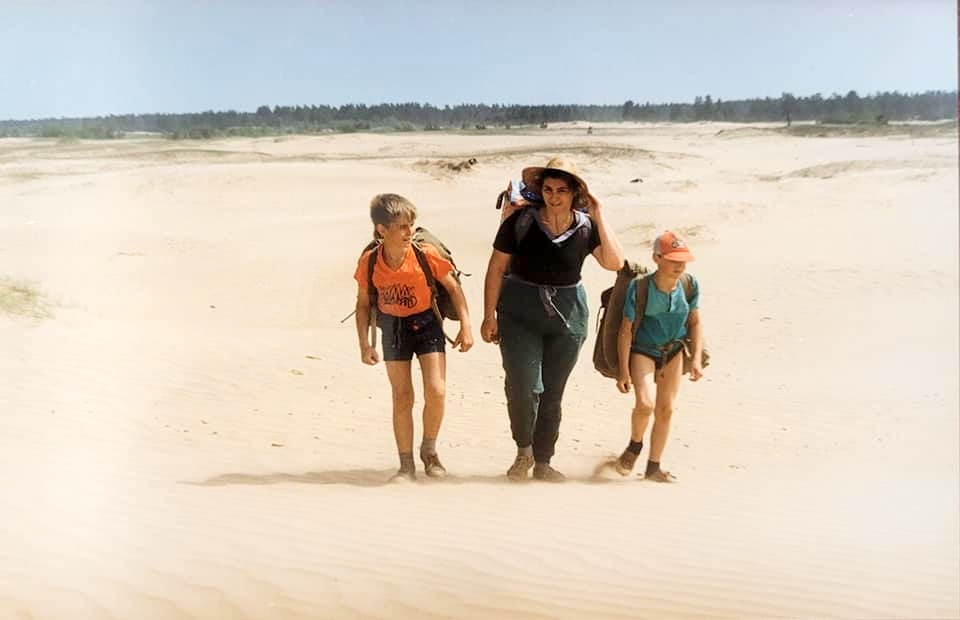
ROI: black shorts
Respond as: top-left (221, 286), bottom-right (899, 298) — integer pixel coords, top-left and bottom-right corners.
top-left (633, 343), bottom-right (683, 371)
top-left (379, 309), bottom-right (445, 362)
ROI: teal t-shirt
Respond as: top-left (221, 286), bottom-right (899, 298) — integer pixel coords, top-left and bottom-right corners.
top-left (623, 274), bottom-right (700, 357)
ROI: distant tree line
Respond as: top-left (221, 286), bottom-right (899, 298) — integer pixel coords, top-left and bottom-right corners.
top-left (0, 90), bottom-right (954, 139)
top-left (622, 90), bottom-right (956, 124)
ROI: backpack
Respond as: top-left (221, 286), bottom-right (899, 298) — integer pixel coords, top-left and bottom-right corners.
top-left (594, 268), bottom-right (709, 379)
top-left (362, 227), bottom-right (466, 323)
top-left (593, 260), bottom-right (649, 379)
top-left (495, 179), bottom-right (544, 212)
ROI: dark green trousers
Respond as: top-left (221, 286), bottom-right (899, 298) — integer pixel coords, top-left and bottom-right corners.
top-left (497, 277), bottom-right (588, 463)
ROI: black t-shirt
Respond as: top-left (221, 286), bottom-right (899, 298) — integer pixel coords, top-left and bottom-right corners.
top-left (493, 210), bottom-right (601, 285)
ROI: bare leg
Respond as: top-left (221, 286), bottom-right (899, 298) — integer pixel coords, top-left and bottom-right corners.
top-left (613, 353), bottom-right (657, 475)
top-left (417, 352), bottom-right (447, 477)
top-left (384, 360), bottom-right (415, 454)
top-left (629, 353), bottom-right (658, 442)
top-left (418, 352), bottom-right (446, 441)
top-left (648, 352), bottom-right (684, 464)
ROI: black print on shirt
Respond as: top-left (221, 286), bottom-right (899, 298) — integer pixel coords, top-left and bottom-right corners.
top-left (380, 284), bottom-right (417, 309)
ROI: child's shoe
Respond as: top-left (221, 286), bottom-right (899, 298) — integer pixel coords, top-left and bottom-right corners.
top-left (614, 450), bottom-right (638, 476)
top-left (422, 453), bottom-right (447, 479)
top-left (389, 468), bottom-right (416, 482)
top-left (644, 469), bottom-right (677, 483)
top-left (391, 456), bottom-right (417, 483)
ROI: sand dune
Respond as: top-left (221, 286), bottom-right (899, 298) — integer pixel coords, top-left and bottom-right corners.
top-left (1, 123), bottom-right (957, 618)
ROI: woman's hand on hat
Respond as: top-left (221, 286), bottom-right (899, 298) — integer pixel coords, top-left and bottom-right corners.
top-left (585, 191), bottom-right (603, 218)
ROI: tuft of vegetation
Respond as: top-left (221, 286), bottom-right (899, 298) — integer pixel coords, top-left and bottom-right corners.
top-left (0, 277), bottom-right (53, 319)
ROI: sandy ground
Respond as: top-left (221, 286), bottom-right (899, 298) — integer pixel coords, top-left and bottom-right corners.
top-left (1, 122), bottom-right (958, 619)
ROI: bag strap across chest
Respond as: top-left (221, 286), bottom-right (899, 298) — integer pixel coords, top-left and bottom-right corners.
top-left (368, 243), bottom-right (454, 344)
top-left (631, 272), bottom-right (694, 339)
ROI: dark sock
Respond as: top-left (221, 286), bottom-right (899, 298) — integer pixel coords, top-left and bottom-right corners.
top-left (420, 438), bottom-right (437, 460)
top-left (627, 440), bottom-right (644, 456)
top-left (645, 460), bottom-right (661, 476)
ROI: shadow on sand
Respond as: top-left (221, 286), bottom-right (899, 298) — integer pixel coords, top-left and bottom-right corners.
top-left (183, 460), bottom-right (636, 488)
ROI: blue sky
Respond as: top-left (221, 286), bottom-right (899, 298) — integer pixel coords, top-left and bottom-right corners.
top-left (1, 0), bottom-right (956, 120)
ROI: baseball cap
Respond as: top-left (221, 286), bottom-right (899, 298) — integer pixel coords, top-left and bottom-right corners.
top-left (653, 230), bottom-right (695, 262)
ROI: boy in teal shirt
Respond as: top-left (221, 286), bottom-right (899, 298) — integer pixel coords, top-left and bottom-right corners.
top-left (613, 231), bottom-right (705, 482)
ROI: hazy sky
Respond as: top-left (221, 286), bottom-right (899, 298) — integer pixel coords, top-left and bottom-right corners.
top-left (1, 0), bottom-right (956, 120)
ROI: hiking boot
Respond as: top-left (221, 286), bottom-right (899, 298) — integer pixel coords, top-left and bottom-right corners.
top-left (644, 469), bottom-right (677, 483)
top-left (614, 450), bottom-right (638, 476)
top-left (421, 453), bottom-right (447, 479)
top-left (532, 462), bottom-right (566, 482)
top-left (506, 454), bottom-right (534, 481)
top-left (389, 466), bottom-right (416, 483)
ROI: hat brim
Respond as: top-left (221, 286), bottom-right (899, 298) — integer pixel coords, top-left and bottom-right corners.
top-left (521, 166), bottom-right (588, 195)
top-left (660, 250), bottom-right (695, 262)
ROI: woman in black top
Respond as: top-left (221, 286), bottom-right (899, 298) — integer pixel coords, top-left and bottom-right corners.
top-left (481, 157), bottom-right (624, 481)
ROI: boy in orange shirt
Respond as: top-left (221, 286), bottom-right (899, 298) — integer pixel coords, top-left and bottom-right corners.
top-left (354, 194), bottom-right (473, 481)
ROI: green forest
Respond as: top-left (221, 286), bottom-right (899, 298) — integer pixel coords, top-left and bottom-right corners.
top-left (0, 90), bottom-right (955, 139)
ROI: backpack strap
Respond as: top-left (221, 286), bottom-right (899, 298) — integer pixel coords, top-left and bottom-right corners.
top-left (339, 242), bottom-right (380, 325)
top-left (366, 245), bottom-right (380, 307)
top-left (680, 272), bottom-right (696, 330)
top-left (365, 244), bottom-right (381, 350)
top-left (411, 243), bottom-right (455, 344)
top-left (631, 274), bottom-right (651, 342)
top-left (680, 272), bottom-right (694, 303)
top-left (411, 242), bottom-right (437, 291)
top-left (677, 273), bottom-right (700, 365)
top-left (514, 207), bottom-right (537, 244)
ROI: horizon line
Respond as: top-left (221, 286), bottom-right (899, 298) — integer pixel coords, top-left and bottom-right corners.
top-left (2, 88), bottom-right (957, 124)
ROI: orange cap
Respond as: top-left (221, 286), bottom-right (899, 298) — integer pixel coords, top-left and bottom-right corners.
top-left (653, 231), bottom-right (695, 262)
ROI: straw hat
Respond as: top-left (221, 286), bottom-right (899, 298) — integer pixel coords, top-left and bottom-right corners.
top-left (521, 156), bottom-right (589, 195)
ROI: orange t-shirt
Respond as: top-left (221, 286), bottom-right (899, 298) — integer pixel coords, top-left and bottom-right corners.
top-left (354, 243), bottom-right (453, 317)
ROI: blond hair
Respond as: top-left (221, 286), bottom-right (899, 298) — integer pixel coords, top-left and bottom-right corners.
top-left (369, 193), bottom-right (418, 239)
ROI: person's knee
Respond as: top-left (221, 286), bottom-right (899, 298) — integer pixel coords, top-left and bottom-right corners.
top-left (391, 387), bottom-right (415, 410)
top-left (506, 376), bottom-right (541, 399)
top-left (423, 382), bottom-right (445, 404)
top-left (653, 404), bottom-right (674, 421)
top-left (632, 403), bottom-right (654, 418)
top-left (633, 391), bottom-right (655, 414)
top-left (538, 400), bottom-right (561, 420)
